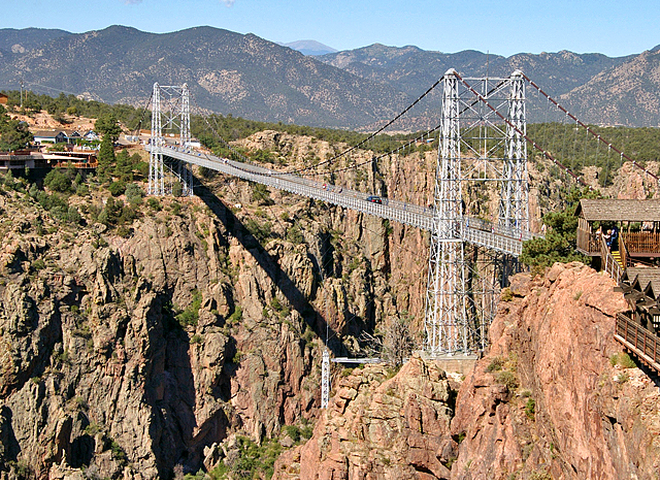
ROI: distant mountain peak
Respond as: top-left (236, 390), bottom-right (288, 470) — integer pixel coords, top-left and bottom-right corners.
top-left (282, 40), bottom-right (337, 56)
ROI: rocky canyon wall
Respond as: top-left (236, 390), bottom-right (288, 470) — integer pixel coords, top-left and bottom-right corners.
top-left (273, 263), bottom-right (660, 480)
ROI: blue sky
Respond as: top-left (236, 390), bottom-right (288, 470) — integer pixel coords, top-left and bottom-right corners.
top-left (4, 0), bottom-right (659, 57)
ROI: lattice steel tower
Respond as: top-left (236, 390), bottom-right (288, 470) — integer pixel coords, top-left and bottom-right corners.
top-left (425, 70), bottom-right (467, 355)
top-left (425, 69), bottom-right (530, 356)
top-left (149, 83), bottom-right (193, 196)
top-left (500, 71), bottom-right (529, 232)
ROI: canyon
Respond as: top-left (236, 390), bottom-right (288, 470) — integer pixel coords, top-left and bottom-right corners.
top-left (0, 129), bottom-right (659, 479)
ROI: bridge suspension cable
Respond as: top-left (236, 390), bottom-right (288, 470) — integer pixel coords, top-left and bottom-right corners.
top-left (521, 73), bottom-right (660, 184)
top-left (295, 78), bottom-right (513, 181)
top-left (271, 77), bottom-right (445, 176)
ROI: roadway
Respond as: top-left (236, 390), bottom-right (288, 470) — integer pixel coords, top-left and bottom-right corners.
top-left (148, 145), bottom-right (534, 256)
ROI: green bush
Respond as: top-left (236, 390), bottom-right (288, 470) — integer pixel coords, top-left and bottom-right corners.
top-left (501, 288), bottom-right (513, 302)
top-left (125, 182), bottom-right (144, 205)
top-left (618, 352), bottom-right (636, 369)
top-left (66, 206), bottom-right (82, 224)
top-left (283, 425), bottom-right (301, 443)
top-left (486, 356), bottom-right (504, 372)
top-left (227, 306), bottom-right (243, 325)
top-left (108, 181), bottom-right (126, 197)
top-left (135, 161), bottom-right (149, 177)
top-left (245, 218), bottom-right (272, 243)
top-left (76, 183), bottom-right (89, 196)
top-left (525, 398), bottom-right (536, 420)
top-left (495, 370), bottom-right (518, 390)
top-left (286, 224), bottom-right (304, 244)
top-left (520, 187), bottom-right (597, 268)
top-left (211, 436), bottom-right (282, 480)
top-left (251, 183), bottom-right (273, 205)
top-left (176, 290), bottom-right (203, 327)
top-left (31, 259), bottom-right (46, 271)
top-left (44, 169), bottom-right (73, 193)
top-left (147, 197), bottom-right (162, 211)
top-left (170, 201), bottom-right (182, 216)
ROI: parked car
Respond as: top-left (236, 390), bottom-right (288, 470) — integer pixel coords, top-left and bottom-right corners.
top-left (367, 195), bottom-right (382, 204)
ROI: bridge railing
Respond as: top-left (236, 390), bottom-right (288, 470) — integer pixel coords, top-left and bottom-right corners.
top-left (150, 145), bottom-right (536, 256)
top-left (600, 234), bottom-right (623, 283)
top-left (154, 145), bottom-right (435, 231)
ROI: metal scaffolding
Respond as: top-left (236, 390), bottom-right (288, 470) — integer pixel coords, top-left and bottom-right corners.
top-left (425, 69), bottom-right (530, 356)
top-left (321, 349), bottom-right (330, 409)
top-left (426, 69), bottom-right (467, 355)
top-left (500, 71), bottom-right (529, 233)
top-left (149, 83), bottom-right (193, 196)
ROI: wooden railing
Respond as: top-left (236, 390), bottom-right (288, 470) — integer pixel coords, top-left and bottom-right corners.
top-left (601, 234), bottom-right (623, 282)
top-left (619, 234), bottom-right (629, 268)
top-left (577, 228), bottom-right (660, 257)
top-left (577, 227), bottom-right (600, 254)
top-left (621, 232), bottom-right (660, 255)
top-left (615, 312), bottom-right (660, 373)
top-left (52, 161), bottom-right (98, 169)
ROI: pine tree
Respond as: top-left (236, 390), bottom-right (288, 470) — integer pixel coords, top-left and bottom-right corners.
top-left (114, 149), bottom-right (133, 182)
top-left (94, 113), bottom-right (122, 141)
top-left (97, 135), bottom-right (115, 183)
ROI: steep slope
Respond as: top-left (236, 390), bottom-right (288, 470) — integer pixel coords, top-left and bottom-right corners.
top-left (561, 49), bottom-right (660, 126)
top-left (273, 356), bottom-right (459, 479)
top-left (273, 263), bottom-right (660, 480)
top-left (0, 26), bottom-right (407, 129)
top-left (2, 25), bottom-right (655, 128)
top-left (0, 126), bottom-right (438, 478)
top-left (320, 44), bottom-right (632, 123)
top-left (0, 27), bottom-right (72, 54)
top-left (450, 262), bottom-right (660, 479)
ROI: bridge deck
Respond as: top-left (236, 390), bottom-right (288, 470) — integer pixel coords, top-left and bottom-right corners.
top-left (151, 146), bottom-right (534, 256)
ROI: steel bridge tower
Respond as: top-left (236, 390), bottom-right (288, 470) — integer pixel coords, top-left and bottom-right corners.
top-left (149, 83), bottom-right (193, 196)
top-left (425, 70), bottom-right (467, 355)
top-left (425, 69), bottom-right (530, 356)
top-left (500, 71), bottom-right (529, 233)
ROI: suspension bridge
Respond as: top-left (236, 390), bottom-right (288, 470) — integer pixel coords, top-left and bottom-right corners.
top-left (143, 69), bottom-right (658, 408)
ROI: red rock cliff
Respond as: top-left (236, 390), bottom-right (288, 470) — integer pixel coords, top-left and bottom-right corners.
top-left (451, 262), bottom-right (660, 480)
top-left (276, 262), bottom-right (660, 480)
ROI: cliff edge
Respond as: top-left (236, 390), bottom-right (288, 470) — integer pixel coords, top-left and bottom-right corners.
top-left (275, 262), bottom-right (660, 480)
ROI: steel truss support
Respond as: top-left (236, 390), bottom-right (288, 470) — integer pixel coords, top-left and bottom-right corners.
top-left (425, 69), bottom-right (530, 356)
top-left (321, 349), bottom-right (330, 408)
top-left (498, 71), bottom-right (529, 285)
top-left (149, 83), bottom-right (165, 196)
top-left (149, 83), bottom-right (193, 196)
top-left (500, 70), bottom-right (529, 233)
top-left (426, 69), bottom-right (468, 355)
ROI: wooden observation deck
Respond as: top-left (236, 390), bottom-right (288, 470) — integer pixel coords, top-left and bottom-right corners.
top-left (576, 199), bottom-right (660, 279)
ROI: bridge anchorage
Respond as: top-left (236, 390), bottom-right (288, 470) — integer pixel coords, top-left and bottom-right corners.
top-left (149, 83), bottom-right (194, 196)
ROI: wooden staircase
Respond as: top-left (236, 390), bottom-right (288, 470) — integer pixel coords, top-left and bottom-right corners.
top-left (611, 250), bottom-right (624, 268)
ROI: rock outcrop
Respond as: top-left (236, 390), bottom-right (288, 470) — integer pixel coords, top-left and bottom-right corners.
top-left (0, 135), bottom-right (433, 479)
top-left (275, 262), bottom-right (660, 480)
top-left (451, 262), bottom-right (660, 480)
top-left (273, 356), bottom-right (458, 480)
top-left (2, 125), bottom-right (660, 480)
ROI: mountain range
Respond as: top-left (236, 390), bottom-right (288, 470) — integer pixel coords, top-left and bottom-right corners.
top-left (282, 40), bottom-right (337, 56)
top-left (1, 25), bottom-right (660, 128)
